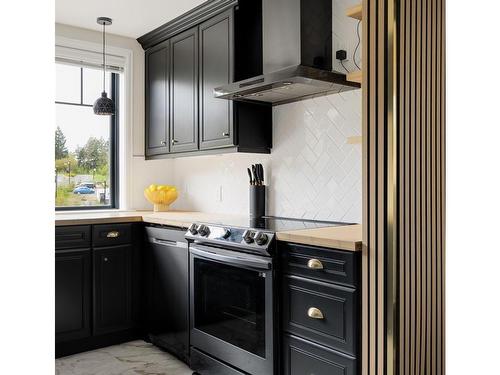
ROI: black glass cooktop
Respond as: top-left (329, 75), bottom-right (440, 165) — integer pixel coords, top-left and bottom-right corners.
top-left (249, 216), bottom-right (354, 232)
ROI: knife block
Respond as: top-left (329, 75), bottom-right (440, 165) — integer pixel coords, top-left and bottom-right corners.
top-left (249, 185), bottom-right (266, 219)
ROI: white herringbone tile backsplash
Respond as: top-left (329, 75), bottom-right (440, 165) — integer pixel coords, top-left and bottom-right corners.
top-left (172, 90), bottom-right (362, 223)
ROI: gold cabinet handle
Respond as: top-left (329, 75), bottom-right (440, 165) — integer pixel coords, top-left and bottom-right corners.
top-left (307, 259), bottom-right (324, 269)
top-left (307, 307), bottom-right (324, 320)
top-left (106, 231), bottom-right (120, 238)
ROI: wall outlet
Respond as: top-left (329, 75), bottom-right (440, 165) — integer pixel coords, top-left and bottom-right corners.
top-left (217, 186), bottom-right (223, 202)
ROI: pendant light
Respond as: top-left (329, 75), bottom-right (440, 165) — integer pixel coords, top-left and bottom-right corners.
top-left (93, 17), bottom-right (115, 115)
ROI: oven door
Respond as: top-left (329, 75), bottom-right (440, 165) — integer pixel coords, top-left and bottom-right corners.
top-left (189, 244), bottom-right (275, 375)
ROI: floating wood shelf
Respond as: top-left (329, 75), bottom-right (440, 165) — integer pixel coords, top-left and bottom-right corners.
top-left (347, 70), bottom-right (362, 84)
top-left (347, 136), bottom-right (362, 145)
top-left (346, 4), bottom-right (362, 20)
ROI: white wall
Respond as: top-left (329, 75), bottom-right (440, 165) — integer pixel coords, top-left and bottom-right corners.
top-left (173, 90), bottom-right (362, 223)
top-left (332, 0), bottom-right (362, 73)
top-left (55, 23), bottom-right (174, 209)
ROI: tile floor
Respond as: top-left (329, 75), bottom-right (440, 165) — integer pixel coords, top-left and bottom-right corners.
top-left (55, 340), bottom-right (193, 375)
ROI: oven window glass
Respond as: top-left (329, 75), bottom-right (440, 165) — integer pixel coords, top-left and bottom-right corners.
top-left (193, 258), bottom-right (266, 357)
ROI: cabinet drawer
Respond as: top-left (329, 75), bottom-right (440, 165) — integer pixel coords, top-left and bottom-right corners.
top-left (93, 223), bottom-right (132, 246)
top-left (283, 275), bottom-right (359, 356)
top-left (280, 242), bottom-right (358, 287)
top-left (191, 347), bottom-right (245, 375)
top-left (55, 225), bottom-right (91, 250)
top-left (283, 334), bottom-right (357, 375)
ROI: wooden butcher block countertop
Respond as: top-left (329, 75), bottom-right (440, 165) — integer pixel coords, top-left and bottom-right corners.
top-left (55, 211), bottom-right (362, 252)
top-left (275, 224), bottom-right (362, 252)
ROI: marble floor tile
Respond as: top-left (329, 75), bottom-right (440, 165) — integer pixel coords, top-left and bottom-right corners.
top-left (55, 340), bottom-right (193, 375)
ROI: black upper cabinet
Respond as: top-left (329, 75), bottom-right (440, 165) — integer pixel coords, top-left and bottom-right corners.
top-left (145, 40), bottom-right (170, 157)
top-left (140, 0), bottom-right (271, 158)
top-left (199, 10), bottom-right (234, 150)
top-left (170, 27), bottom-right (199, 153)
top-left (55, 248), bottom-right (91, 343)
top-left (93, 244), bottom-right (133, 335)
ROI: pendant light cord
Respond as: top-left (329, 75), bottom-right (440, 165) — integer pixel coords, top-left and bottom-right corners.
top-left (102, 22), bottom-right (106, 93)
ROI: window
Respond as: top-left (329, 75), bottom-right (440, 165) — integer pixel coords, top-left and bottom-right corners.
top-left (55, 63), bottom-right (119, 210)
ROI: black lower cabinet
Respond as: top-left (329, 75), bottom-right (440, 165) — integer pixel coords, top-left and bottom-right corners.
top-left (282, 335), bottom-right (357, 375)
top-left (279, 241), bottom-right (361, 375)
top-left (55, 224), bottom-right (141, 358)
top-left (144, 226), bottom-right (189, 363)
top-left (55, 248), bottom-right (91, 343)
top-left (93, 244), bottom-right (133, 335)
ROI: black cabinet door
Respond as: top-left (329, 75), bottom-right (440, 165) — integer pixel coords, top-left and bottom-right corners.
top-left (93, 244), bottom-right (133, 335)
top-left (144, 228), bottom-right (189, 362)
top-left (170, 27), bottom-right (199, 153)
top-left (55, 249), bottom-right (91, 343)
top-left (199, 10), bottom-right (234, 150)
top-left (145, 40), bottom-right (170, 156)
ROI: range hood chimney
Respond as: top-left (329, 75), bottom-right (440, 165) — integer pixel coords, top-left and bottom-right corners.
top-left (215, 0), bottom-right (360, 106)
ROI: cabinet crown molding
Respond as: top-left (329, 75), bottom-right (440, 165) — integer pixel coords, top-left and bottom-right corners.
top-left (137, 0), bottom-right (238, 50)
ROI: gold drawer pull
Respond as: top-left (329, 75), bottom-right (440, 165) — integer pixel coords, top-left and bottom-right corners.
top-left (307, 307), bottom-right (324, 320)
top-left (106, 231), bottom-right (120, 238)
top-left (307, 259), bottom-right (323, 269)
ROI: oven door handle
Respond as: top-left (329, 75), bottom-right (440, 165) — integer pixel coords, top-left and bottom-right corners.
top-left (190, 246), bottom-right (272, 271)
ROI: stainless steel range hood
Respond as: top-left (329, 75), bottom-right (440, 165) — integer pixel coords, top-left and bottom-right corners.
top-left (215, 0), bottom-right (360, 106)
top-left (214, 65), bottom-right (359, 105)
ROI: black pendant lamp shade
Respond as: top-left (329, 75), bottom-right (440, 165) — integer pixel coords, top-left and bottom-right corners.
top-left (93, 17), bottom-right (115, 115)
top-left (93, 91), bottom-right (115, 115)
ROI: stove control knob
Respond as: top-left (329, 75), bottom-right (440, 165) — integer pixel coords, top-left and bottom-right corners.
top-left (198, 224), bottom-right (210, 237)
top-left (254, 232), bottom-right (268, 246)
top-left (242, 230), bottom-right (254, 244)
top-left (188, 223), bottom-right (199, 235)
top-left (221, 228), bottom-right (231, 239)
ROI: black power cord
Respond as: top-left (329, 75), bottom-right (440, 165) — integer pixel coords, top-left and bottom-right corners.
top-left (353, 20), bottom-right (362, 70)
top-left (340, 60), bottom-right (349, 73)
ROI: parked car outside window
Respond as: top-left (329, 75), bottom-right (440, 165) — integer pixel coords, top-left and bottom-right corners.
top-left (73, 186), bottom-right (96, 195)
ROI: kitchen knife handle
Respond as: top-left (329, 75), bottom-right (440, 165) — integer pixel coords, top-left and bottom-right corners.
top-left (247, 168), bottom-right (253, 185)
top-left (251, 165), bottom-right (258, 185)
top-left (258, 164), bottom-right (264, 184)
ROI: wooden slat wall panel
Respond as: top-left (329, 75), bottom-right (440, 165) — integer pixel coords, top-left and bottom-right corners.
top-left (362, 0), bottom-right (445, 374)
top-left (361, 0), bottom-right (384, 373)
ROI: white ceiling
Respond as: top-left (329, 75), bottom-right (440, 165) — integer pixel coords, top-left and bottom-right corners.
top-left (56, 0), bottom-right (207, 39)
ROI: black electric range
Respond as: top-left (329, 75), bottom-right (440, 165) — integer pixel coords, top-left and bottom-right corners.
top-left (185, 216), bottom-right (353, 375)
